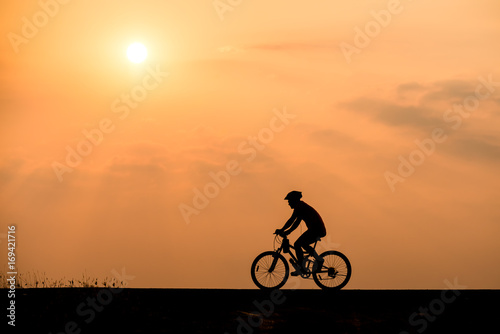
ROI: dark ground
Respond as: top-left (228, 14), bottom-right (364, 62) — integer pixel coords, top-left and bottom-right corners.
top-left (3, 288), bottom-right (499, 333)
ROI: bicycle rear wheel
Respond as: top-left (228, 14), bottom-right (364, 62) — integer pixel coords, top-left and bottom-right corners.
top-left (313, 251), bottom-right (351, 290)
top-left (251, 251), bottom-right (289, 290)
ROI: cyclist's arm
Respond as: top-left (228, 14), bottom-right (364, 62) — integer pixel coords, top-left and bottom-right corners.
top-left (280, 213), bottom-right (301, 235)
top-left (284, 218), bottom-right (301, 235)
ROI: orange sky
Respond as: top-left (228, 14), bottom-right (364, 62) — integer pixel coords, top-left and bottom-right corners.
top-left (1, 0), bottom-right (500, 289)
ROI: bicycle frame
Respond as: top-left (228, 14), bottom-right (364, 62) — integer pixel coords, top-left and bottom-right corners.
top-left (270, 235), bottom-right (321, 274)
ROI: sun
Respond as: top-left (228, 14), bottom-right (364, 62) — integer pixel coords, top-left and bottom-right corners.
top-left (127, 42), bottom-right (148, 63)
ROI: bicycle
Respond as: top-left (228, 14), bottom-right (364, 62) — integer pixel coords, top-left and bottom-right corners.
top-left (251, 232), bottom-right (352, 290)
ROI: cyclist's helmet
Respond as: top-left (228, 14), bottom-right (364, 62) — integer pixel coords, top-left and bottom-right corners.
top-left (284, 191), bottom-right (302, 201)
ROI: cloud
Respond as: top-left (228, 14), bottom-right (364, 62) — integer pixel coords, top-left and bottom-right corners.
top-left (420, 79), bottom-right (478, 105)
top-left (339, 97), bottom-right (441, 131)
top-left (0, 157), bottom-right (26, 187)
top-left (247, 41), bottom-right (335, 52)
top-left (103, 141), bottom-right (172, 179)
top-left (308, 128), bottom-right (367, 151)
top-left (445, 135), bottom-right (500, 163)
top-left (396, 82), bottom-right (427, 99)
top-left (217, 41), bottom-right (335, 55)
top-left (397, 82), bottom-right (426, 93)
top-left (339, 77), bottom-right (498, 132)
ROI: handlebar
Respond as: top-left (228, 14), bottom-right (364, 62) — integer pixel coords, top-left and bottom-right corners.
top-left (274, 230), bottom-right (287, 238)
top-left (273, 230), bottom-right (289, 251)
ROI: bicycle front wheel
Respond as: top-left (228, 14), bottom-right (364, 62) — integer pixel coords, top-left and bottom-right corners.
top-left (251, 251), bottom-right (289, 290)
top-left (313, 251), bottom-right (351, 290)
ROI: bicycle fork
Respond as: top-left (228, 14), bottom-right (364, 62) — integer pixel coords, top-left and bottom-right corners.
top-left (268, 252), bottom-right (281, 272)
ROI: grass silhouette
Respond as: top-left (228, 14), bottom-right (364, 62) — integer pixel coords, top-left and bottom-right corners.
top-left (0, 270), bottom-right (125, 288)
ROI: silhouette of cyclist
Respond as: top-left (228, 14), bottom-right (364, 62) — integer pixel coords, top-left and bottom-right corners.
top-left (275, 191), bottom-right (327, 276)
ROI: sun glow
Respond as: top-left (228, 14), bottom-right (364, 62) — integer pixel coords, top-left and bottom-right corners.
top-left (127, 42), bottom-right (148, 63)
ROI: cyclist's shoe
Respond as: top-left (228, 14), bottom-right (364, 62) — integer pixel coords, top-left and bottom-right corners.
top-left (291, 269), bottom-right (302, 276)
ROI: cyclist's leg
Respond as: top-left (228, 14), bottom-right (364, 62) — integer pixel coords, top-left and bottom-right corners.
top-left (294, 245), bottom-right (304, 269)
top-left (308, 245), bottom-right (323, 265)
top-left (303, 230), bottom-right (326, 262)
top-left (294, 233), bottom-right (308, 270)
top-left (294, 230), bottom-right (318, 269)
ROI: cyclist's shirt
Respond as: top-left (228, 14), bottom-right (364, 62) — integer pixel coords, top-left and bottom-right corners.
top-left (294, 201), bottom-right (327, 236)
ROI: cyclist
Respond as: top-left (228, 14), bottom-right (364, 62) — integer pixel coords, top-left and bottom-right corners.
top-left (275, 191), bottom-right (327, 276)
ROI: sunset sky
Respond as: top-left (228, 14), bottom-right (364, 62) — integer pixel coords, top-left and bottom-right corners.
top-left (1, 0), bottom-right (500, 289)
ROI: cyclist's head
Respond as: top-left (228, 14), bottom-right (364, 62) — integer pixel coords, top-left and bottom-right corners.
top-left (284, 191), bottom-right (302, 207)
